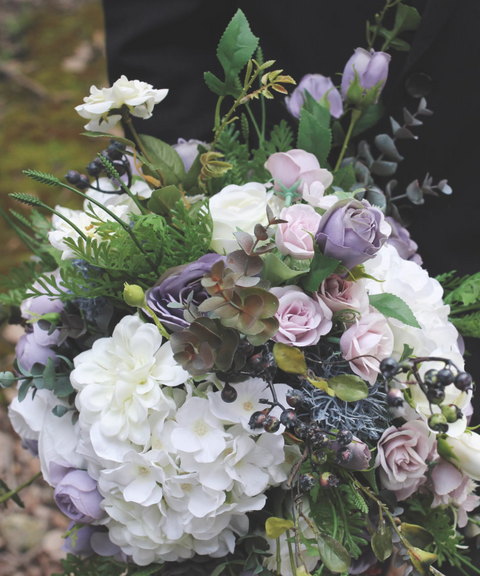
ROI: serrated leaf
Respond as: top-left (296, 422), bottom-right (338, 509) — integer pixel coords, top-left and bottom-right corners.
top-left (371, 520), bottom-right (393, 561)
top-left (265, 517), bottom-right (294, 539)
top-left (261, 253), bottom-right (307, 287)
top-left (369, 293), bottom-right (421, 328)
top-left (303, 91), bottom-right (331, 129)
top-left (138, 135), bottom-right (186, 185)
top-left (302, 252), bottom-right (340, 292)
top-left (316, 533), bottom-right (351, 573)
top-left (332, 164), bottom-right (356, 191)
top-left (204, 71), bottom-right (227, 96)
top-left (297, 109), bottom-right (332, 166)
top-left (147, 185), bottom-right (182, 215)
top-left (273, 343), bottom-right (307, 374)
top-left (327, 374), bottom-right (369, 401)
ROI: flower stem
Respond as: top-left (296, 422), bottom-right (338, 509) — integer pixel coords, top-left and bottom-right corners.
top-left (144, 302), bottom-right (170, 340)
top-left (0, 471), bottom-right (42, 504)
top-left (334, 109), bottom-right (361, 172)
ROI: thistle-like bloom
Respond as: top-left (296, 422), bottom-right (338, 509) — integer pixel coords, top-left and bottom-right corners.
top-left (76, 76), bottom-right (168, 132)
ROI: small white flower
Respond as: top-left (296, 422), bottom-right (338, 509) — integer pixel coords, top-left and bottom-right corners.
top-left (76, 75), bottom-right (168, 132)
top-left (48, 204), bottom-right (131, 259)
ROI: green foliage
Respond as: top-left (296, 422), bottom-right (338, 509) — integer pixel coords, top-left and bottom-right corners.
top-left (138, 135), bottom-right (186, 185)
top-left (303, 91), bottom-right (331, 129)
top-left (52, 554), bottom-right (162, 576)
top-left (297, 109), bottom-right (332, 166)
top-left (444, 272), bottom-right (480, 307)
top-left (262, 253), bottom-right (307, 287)
top-left (264, 120), bottom-right (295, 155)
top-left (204, 9), bottom-right (259, 97)
top-left (451, 311), bottom-right (480, 338)
top-left (369, 292), bottom-right (421, 328)
top-left (331, 164), bottom-right (356, 191)
top-left (368, 3), bottom-right (421, 52)
top-left (327, 375), bottom-right (369, 402)
top-left (0, 260), bottom-right (43, 306)
top-left (309, 483), bottom-right (369, 560)
top-left (301, 252), bottom-right (340, 292)
top-left (0, 477), bottom-right (24, 508)
top-left (351, 101), bottom-right (385, 137)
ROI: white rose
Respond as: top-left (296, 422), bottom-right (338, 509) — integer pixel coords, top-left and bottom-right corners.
top-left (76, 75), bottom-right (168, 132)
top-left (209, 183), bottom-right (272, 254)
top-left (445, 432), bottom-right (480, 481)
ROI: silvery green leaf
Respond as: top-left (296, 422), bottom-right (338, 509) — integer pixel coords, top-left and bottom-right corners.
top-left (385, 179), bottom-right (397, 199)
top-left (395, 127), bottom-right (418, 139)
top-left (390, 116), bottom-right (401, 136)
top-left (417, 97), bottom-right (433, 116)
top-left (374, 134), bottom-right (404, 162)
top-left (406, 180), bottom-right (424, 205)
top-left (403, 108), bottom-right (423, 126)
top-left (357, 140), bottom-right (374, 167)
top-left (366, 188), bottom-right (387, 210)
top-left (370, 160), bottom-right (398, 176)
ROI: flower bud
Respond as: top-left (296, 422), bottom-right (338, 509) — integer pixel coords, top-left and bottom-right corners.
top-left (341, 48), bottom-right (390, 106)
top-left (428, 413), bottom-right (449, 433)
top-left (441, 404), bottom-right (463, 423)
top-left (123, 283), bottom-right (145, 307)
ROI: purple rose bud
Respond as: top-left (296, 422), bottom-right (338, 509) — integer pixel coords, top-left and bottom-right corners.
top-left (173, 138), bottom-right (206, 172)
top-left (315, 198), bottom-right (390, 270)
top-left (145, 253), bottom-right (224, 331)
top-left (341, 48), bottom-right (391, 101)
top-left (285, 74), bottom-right (343, 119)
top-left (62, 522), bottom-right (123, 559)
top-left (53, 469), bottom-right (104, 524)
top-left (386, 217), bottom-right (423, 265)
top-left (15, 332), bottom-right (58, 373)
top-left (332, 437), bottom-right (371, 470)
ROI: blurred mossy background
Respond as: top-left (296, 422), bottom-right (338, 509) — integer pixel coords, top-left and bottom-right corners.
top-left (0, 0), bottom-right (107, 363)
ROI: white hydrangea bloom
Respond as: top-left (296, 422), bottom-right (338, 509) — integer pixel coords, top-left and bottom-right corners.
top-left (48, 204), bottom-right (131, 259)
top-left (71, 315), bottom-right (188, 447)
top-left (76, 75), bottom-right (168, 132)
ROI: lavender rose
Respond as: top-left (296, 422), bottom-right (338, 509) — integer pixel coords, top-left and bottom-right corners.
top-left (270, 286), bottom-right (332, 347)
top-left (341, 48), bottom-right (391, 102)
top-left (173, 138), bottom-right (206, 172)
top-left (375, 420), bottom-right (435, 500)
top-left (63, 522), bottom-right (124, 558)
top-left (52, 465), bottom-right (104, 524)
top-left (386, 217), bottom-right (423, 265)
top-left (285, 74), bottom-right (343, 119)
top-left (146, 253), bottom-right (224, 331)
top-left (315, 198), bottom-right (390, 270)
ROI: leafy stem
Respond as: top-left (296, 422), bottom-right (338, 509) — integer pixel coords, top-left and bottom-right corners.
top-left (0, 471), bottom-right (42, 504)
top-left (334, 109), bottom-right (362, 172)
top-left (367, 0), bottom-right (402, 50)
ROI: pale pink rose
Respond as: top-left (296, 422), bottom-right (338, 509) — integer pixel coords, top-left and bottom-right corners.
top-left (375, 420), bottom-right (435, 500)
top-left (317, 274), bottom-right (370, 316)
top-left (430, 459), bottom-right (480, 527)
top-left (270, 286), bottom-right (332, 347)
top-left (340, 310), bottom-right (393, 385)
top-left (265, 150), bottom-right (333, 194)
top-left (275, 204), bottom-right (322, 260)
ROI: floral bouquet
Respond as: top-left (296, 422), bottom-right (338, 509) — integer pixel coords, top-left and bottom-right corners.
top-left (2, 5), bottom-right (480, 576)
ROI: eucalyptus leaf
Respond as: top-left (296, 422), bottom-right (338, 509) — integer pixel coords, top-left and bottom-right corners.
top-left (262, 253), bottom-right (307, 286)
top-left (374, 134), bottom-right (404, 162)
top-left (55, 376), bottom-right (74, 398)
top-left (369, 293), bottom-right (421, 328)
top-left (17, 378), bottom-right (32, 402)
top-left (297, 109), bottom-right (332, 166)
top-left (406, 180), bottom-right (424, 205)
top-left (52, 405), bottom-right (68, 417)
top-left (42, 357), bottom-right (56, 390)
top-left (316, 533), bottom-right (351, 573)
top-left (327, 374), bottom-right (369, 402)
top-left (370, 160), bottom-right (397, 177)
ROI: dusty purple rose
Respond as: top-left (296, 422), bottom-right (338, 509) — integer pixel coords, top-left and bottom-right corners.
top-left (62, 522), bottom-right (123, 558)
top-left (375, 420), bottom-right (435, 500)
top-left (315, 198), bottom-right (390, 270)
top-left (332, 436), bottom-right (371, 471)
top-left (341, 47), bottom-right (391, 101)
top-left (52, 463), bottom-right (104, 524)
top-left (16, 332), bottom-right (58, 373)
top-left (146, 253), bottom-right (224, 331)
top-left (386, 217), bottom-right (423, 265)
top-left (285, 74), bottom-right (343, 119)
top-left (173, 138), bottom-right (206, 172)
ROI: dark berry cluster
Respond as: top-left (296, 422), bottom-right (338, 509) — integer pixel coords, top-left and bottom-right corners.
top-left (65, 140), bottom-right (131, 192)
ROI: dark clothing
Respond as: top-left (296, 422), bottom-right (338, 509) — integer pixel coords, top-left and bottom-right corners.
top-left (102, 0), bottom-right (480, 397)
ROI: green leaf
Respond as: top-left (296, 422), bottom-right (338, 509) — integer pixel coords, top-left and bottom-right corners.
top-left (262, 253), bottom-right (307, 286)
top-left (352, 101), bottom-right (385, 137)
top-left (408, 547), bottom-right (438, 576)
top-left (303, 91), bottom-right (331, 129)
top-left (327, 374), bottom-right (369, 402)
top-left (204, 71), bottom-right (227, 97)
top-left (52, 405), bottom-right (68, 417)
top-left (399, 343), bottom-right (414, 363)
top-left (301, 252), bottom-right (340, 292)
top-left (451, 312), bottom-right (480, 339)
top-left (215, 9), bottom-right (258, 95)
top-left (316, 533), bottom-right (351, 573)
top-left (297, 109), bottom-right (332, 166)
top-left (17, 378), bottom-right (32, 402)
top-left (42, 357), bottom-right (56, 390)
top-left (147, 185), bottom-right (182, 215)
top-left (371, 520), bottom-right (393, 562)
top-left (388, 37), bottom-right (411, 51)
top-left (80, 132), bottom-right (136, 148)
top-left (369, 293), bottom-right (420, 328)
top-left (400, 523), bottom-right (434, 550)
top-left (138, 135), bottom-right (186, 185)
top-left (0, 371), bottom-right (15, 388)
top-left (54, 375), bottom-right (74, 398)
top-left (265, 517), bottom-right (294, 539)
top-left (436, 436), bottom-right (460, 467)
top-left (349, 265), bottom-right (383, 283)
top-left (331, 164), bottom-right (356, 191)
top-left (394, 4), bottom-right (421, 34)
top-left (273, 343), bottom-right (307, 374)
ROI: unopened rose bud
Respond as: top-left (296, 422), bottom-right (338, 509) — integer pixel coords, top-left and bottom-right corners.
top-left (341, 48), bottom-right (390, 105)
top-left (123, 283), bottom-right (145, 307)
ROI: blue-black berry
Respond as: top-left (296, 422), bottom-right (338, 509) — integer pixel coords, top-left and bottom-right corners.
top-left (380, 357), bottom-right (398, 378)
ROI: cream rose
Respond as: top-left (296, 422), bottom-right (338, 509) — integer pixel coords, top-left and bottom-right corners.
top-left (446, 432), bottom-right (480, 481)
top-left (209, 182), bottom-right (272, 254)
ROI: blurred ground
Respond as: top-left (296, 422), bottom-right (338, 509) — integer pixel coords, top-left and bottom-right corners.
top-left (0, 0), bottom-right (107, 573)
